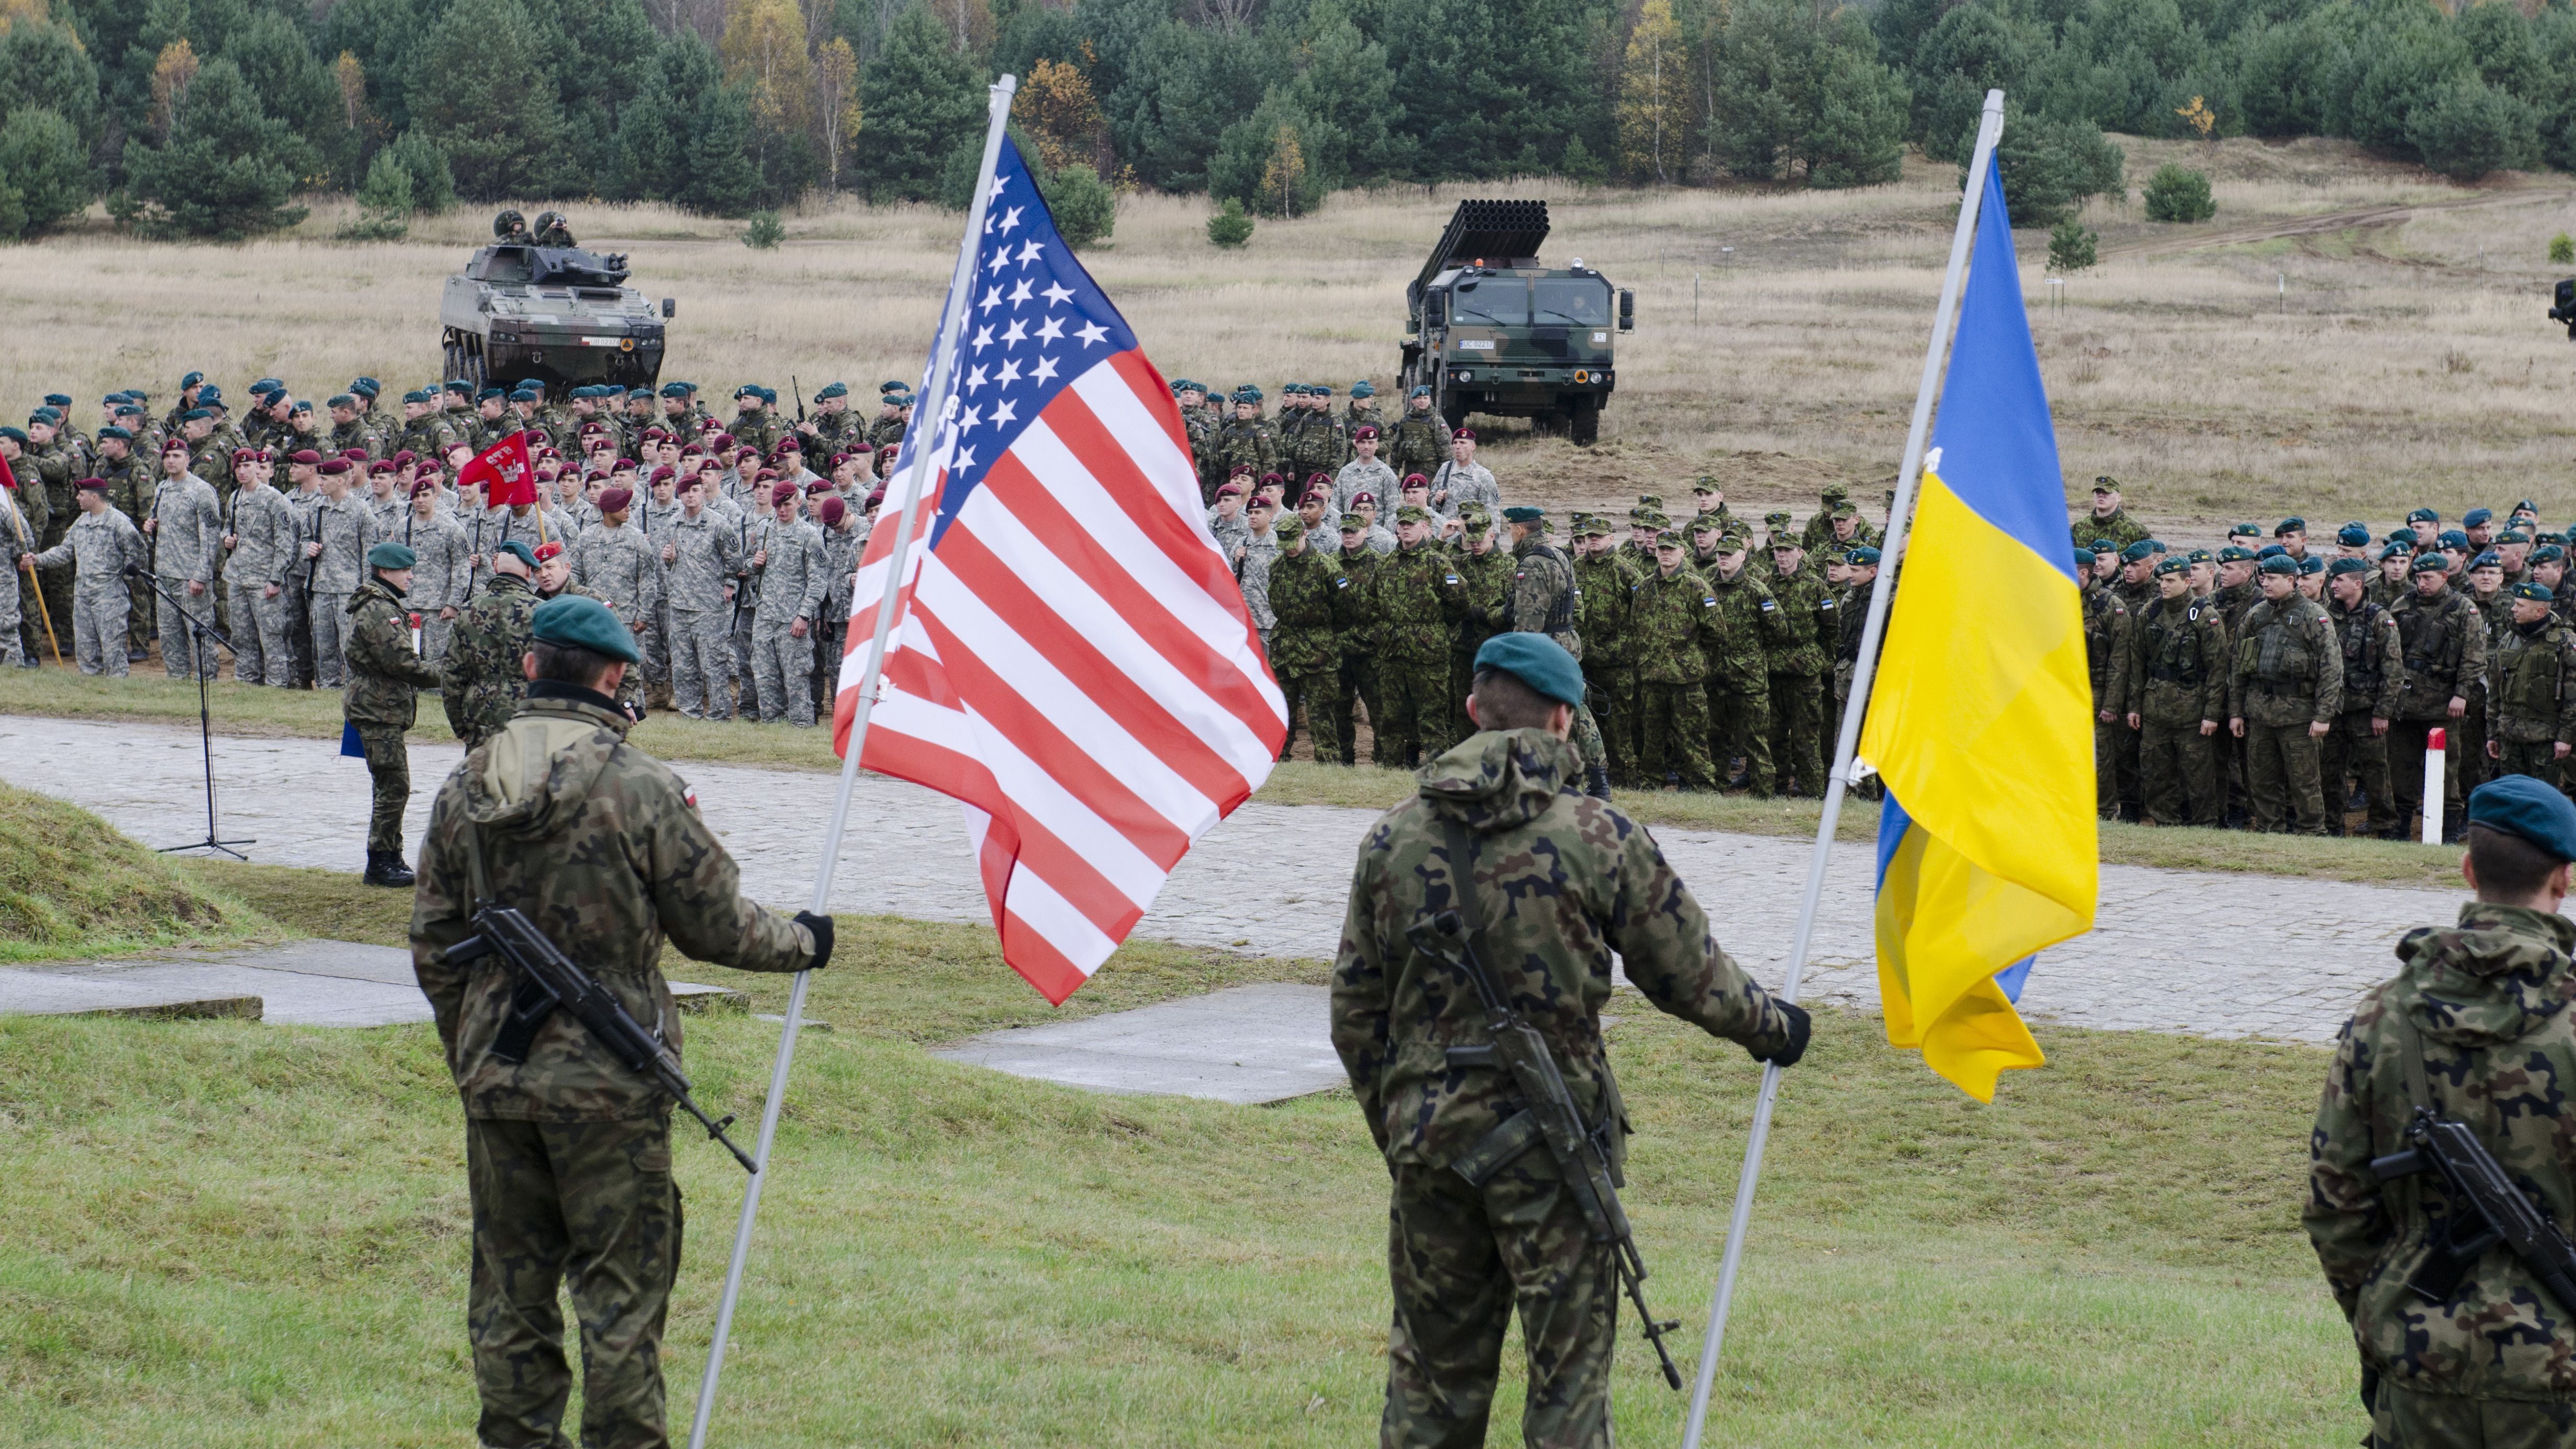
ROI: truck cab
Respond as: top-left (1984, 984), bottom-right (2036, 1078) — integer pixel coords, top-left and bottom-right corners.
top-left (1400, 201), bottom-right (1633, 446)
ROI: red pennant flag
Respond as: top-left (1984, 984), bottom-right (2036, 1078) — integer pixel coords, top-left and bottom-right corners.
top-left (0, 451), bottom-right (16, 490)
top-left (458, 431), bottom-right (536, 508)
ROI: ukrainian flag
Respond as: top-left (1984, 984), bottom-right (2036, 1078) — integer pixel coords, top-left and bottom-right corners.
top-left (1858, 154), bottom-right (2098, 1101)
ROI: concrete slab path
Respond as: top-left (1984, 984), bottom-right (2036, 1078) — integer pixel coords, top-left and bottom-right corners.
top-left (934, 983), bottom-right (1344, 1105)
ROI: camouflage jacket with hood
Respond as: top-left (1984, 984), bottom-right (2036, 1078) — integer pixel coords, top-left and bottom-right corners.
top-left (2307, 903), bottom-right (2576, 1402)
top-left (1331, 727), bottom-right (1798, 1171)
top-left (410, 688), bottom-right (816, 1120)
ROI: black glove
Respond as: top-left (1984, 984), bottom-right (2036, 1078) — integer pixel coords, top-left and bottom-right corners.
top-left (792, 910), bottom-right (835, 971)
top-left (1755, 1000), bottom-right (1811, 1068)
top-left (1585, 764), bottom-right (1613, 801)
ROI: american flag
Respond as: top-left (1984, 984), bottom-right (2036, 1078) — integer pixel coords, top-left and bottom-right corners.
top-left (832, 137), bottom-right (1289, 1004)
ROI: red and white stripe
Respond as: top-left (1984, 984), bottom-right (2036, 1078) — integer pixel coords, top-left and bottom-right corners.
top-left (831, 351), bottom-right (1287, 1002)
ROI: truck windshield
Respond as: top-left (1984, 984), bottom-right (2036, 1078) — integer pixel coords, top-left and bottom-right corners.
top-left (1450, 277), bottom-right (1528, 327)
top-left (1533, 278), bottom-right (1611, 326)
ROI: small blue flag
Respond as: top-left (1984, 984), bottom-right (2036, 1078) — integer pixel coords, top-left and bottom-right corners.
top-left (341, 721), bottom-right (366, 760)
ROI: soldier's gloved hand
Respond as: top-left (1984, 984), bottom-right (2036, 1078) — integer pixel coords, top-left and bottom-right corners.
top-left (1754, 1000), bottom-right (1812, 1068)
top-left (793, 911), bottom-right (835, 970)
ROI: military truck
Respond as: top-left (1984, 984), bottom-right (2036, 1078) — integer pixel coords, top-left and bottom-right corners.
top-left (439, 221), bottom-right (674, 393)
top-left (1400, 199), bottom-right (1632, 446)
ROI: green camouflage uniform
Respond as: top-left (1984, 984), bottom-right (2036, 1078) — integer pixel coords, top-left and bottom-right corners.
top-left (1629, 562), bottom-right (1728, 789)
top-left (2390, 586), bottom-right (2488, 838)
top-left (2229, 591), bottom-right (2343, 834)
top-left (2325, 594), bottom-right (2405, 837)
top-left (2487, 612), bottom-right (2576, 789)
top-left (2084, 580), bottom-right (2133, 818)
top-left (1572, 548), bottom-right (1643, 784)
top-left (2128, 591), bottom-right (2228, 826)
top-left (1386, 408), bottom-right (1446, 482)
top-left (1332, 728), bottom-right (1797, 1449)
top-left (343, 577), bottom-right (445, 854)
top-left (2307, 904), bottom-right (2576, 1447)
top-left (1499, 532), bottom-right (1605, 774)
top-left (1336, 539), bottom-right (1385, 763)
top-left (442, 574), bottom-right (542, 748)
top-left (1705, 564), bottom-right (1788, 794)
top-left (1267, 538), bottom-right (1351, 762)
top-left (2463, 586), bottom-right (2514, 800)
top-left (2071, 505), bottom-right (2151, 553)
top-left (410, 689), bottom-right (816, 1449)
top-left (1447, 536), bottom-right (1515, 745)
top-left (1215, 414), bottom-right (1279, 488)
top-left (1761, 560), bottom-right (1836, 797)
top-left (1370, 538), bottom-right (1468, 768)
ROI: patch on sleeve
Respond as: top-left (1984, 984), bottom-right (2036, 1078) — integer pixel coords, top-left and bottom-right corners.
top-left (682, 784), bottom-right (700, 812)
top-left (1759, 599), bottom-right (1777, 612)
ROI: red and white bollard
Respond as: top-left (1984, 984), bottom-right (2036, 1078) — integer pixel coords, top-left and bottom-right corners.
top-left (2421, 727), bottom-right (2446, 846)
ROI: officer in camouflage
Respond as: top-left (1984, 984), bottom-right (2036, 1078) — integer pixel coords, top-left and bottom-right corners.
top-left (1368, 503), bottom-right (1468, 769)
top-left (1760, 533), bottom-right (1835, 798)
top-left (344, 542), bottom-right (446, 886)
top-left (2126, 555), bottom-right (2227, 826)
top-left (1264, 513), bottom-right (1350, 763)
top-left (2324, 557), bottom-right (2405, 838)
top-left (2390, 552), bottom-right (2487, 842)
top-left (1570, 516), bottom-right (1642, 786)
top-left (31, 478), bottom-right (144, 676)
top-left (2228, 554), bottom-right (2343, 835)
top-left (1702, 534), bottom-right (1787, 795)
top-left (442, 540), bottom-right (542, 749)
top-left (2082, 551), bottom-right (2134, 819)
top-left (1332, 631), bottom-right (1807, 1449)
top-left (1630, 528), bottom-right (1729, 789)
top-left (2485, 579), bottom-right (2576, 788)
top-left (2308, 776), bottom-right (2576, 1448)
top-left (1497, 505), bottom-right (1609, 798)
top-left (410, 595), bottom-right (830, 1449)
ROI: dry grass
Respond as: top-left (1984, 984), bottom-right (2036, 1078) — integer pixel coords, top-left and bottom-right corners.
top-left (13, 134), bottom-right (2576, 543)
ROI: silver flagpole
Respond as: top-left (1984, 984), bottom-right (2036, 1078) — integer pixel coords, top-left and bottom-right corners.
top-left (1677, 88), bottom-right (2008, 1449)
top-left (686, 72), bottom-right (1020, 1449)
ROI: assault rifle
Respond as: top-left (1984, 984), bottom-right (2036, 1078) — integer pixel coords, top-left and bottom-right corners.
top-left (445, 903), bottom-right (759, 1174)
top-left (791, 373), bottom-right (807, 429)
top-left (1406, 907), bottom-right (1686, 1388)
top-left (2373, 1105), bottom-right (2576, 1312)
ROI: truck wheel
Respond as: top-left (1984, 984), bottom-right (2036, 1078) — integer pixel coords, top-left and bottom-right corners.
top-left (1569, 400), bottom-right (1600, 447)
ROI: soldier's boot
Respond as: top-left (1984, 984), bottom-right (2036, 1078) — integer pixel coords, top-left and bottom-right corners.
top-left (363, 850), bottom-right (416, 888)
top-left (1585, 764), bottom-right (1612, 801)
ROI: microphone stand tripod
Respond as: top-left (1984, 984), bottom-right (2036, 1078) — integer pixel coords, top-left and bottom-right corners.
top-left (130, 566), bottom-right (254, 860)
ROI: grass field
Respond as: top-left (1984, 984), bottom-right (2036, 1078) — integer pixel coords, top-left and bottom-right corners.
top-left (0, 856), bottom-right (2360, 1446)
top-left (8, 133), bottom-right (2576, 540)
top-left (0, 779), bottom-right (275, 963)
top-left (0, 664), bottom-right (2472, 886)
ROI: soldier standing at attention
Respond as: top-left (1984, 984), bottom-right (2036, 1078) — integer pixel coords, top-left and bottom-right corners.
top-left (304, 457), bottom-right (375, 687)
top-left (1571, 516), bottom-right (1642, 787)
top-left (662, 476), bottom-right (743, 721)
top-left (2307, 776), bottom-right (2576, 1447)
top-left (1631, 527), bottom-right (1727, 790)
top-left (1335, 512), bottom-right (1386, 765)
top-left (748, 481), bottom-right (829, 728)
top-left (1428, 428), bottom-right (1499, 521)
top-left (410, 595), bottom-right (829, 1449)
top-left (344, 542), bottom-right (446, 886)
top-left (2228, 554), bottom-right (2343, 835)
top-left (1336, 426), bottom-right (1399, 520)
top-left (442, 541), bottom-right (542, 750)
top-left (1369, 503), bottom-right (1468, 769)
top-left (2126, 556), bottom-right (2227, 826)
top-left (2390, 553), bottom-right (2487, 843)
top-left (1265, 513), bottom-right (1350, 763)
top-left (1704, 534), bottom-right (1787, 796)
top-left (2485, 579), bottom-right (2576, 788)
top-left (2083, 551), bottom-right (2134, 820)
top-left (2323, 557), bottom-right (2404, 838)
top-left (2073, 476), bottom-right (2150, 553)
top-left (1387, 386), bottom-right (1446, 482)
top-left (144, 440), bottom-right (223, 681)
top-left (31, 479), bottom-right (145, 675)
top-left (1497, 505), bottom-right (1609, 798)
top-left (222, 450), bottom-right (294, 686)
top-left (1332, 631), bottom-right (1807, 1449)
top-left (398, 479), bottom-right (473, 668)
top-left (1761, 534), bottom-right (1835, 798)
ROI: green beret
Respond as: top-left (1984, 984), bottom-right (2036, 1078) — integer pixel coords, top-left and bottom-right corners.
top-left (2408, 507), bottom-right (2440, 524)
top-left (1473, 632), bottom-right (1585, 708)
top-left (2216, 545), bottom-right (2256, 562)
top-left (660, 382), bottom-right (689, 398)
top-left (2502, 530), bottom-right (2533, 545)
top-left (494, 540), bottom-right (538, 568)
top-left (2228, 522), bottom-right (2262, 537)
top-left (328, 394), bottom-right (355, 409)
top-left (0, 427), bottom-right (26, 444)
top-left (2298, 555), bottom-right (2325, 575)
top-left (2073, 548), bottom-right (2094, 573)
top-left (1351, 381), bottom-right (1374, 397)
top-left (531, 594), bottom-right (641, 664)
top-left (1502, 505), bottom-right (1545, 524)
top-left (180, 371), bottom-right (204, 388)
top-left (180, 408), bottom-right (211, 422)
top-left (2275, 516), bottom-right (2306, 535)
top-left (367, 542), bottom-right (418, 570)
top-left (817, 382), bottom-right (849, 401)
top-left (2467, 775), bottom-right (2576, 862)
top-left (2090, 537), bottom-right (2118, 554)
top-left (2410, 551), bottom-right (2451, 574)
top-left (2513, 580), bottom-right (2554, 602)
top-left (1847, 546), bottom-right (1881, 565)
top-left (98, 426), bottom-right (131, 441)
top-left (28, 407), bottom-right (58, 423)
top-left (2153, 556), bottom-right (2188, 577)
top-left (2538, 545), bottom-right (2569, 565)
top-left (2328, 556), bottom-right (2371, 578)
top-left (2120, 541), bottom-right (2156, 563)
top-left (2258, 555), bottom-right (2298, 576)
top-left (2186, 548), bottom-right (2214, 564)
top-left (403, 389), bottom-right (432, 405)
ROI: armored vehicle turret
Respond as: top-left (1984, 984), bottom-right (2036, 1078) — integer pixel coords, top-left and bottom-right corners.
top-left (440, 214), bottom-right (674, 392)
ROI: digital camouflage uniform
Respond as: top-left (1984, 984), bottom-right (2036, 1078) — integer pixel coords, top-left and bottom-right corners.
top-left (2084, 579), bottom-right (2134, 818)
top-left (1429, 459), bottom-right (1500, 522)
top-left (2307, 904), bottom-right (2576, 1448)
top-left (2391, 585), bottom-right (2489, 838)
top-left (343, 577), bottom-right (444, 855)
top-left (2229, 591), bottom-right (2344, 834)
top-left (2487, 612), bottom-right (2576, 789)
top-left (1630, 562), bottom-right (1728, 789)
top-left (2325, 594), bottom-right (2406, 838)
top-left (2072, 505), bottom-right (2152, 554)
top-left (93, 446), bottom-right (156, 657)
top-left (663, 510), bottom-right (744, 720)
top-left (24, 440), bottom-right (77, 661)
top-left (1761, 559), bottom-right (1836, 798)
top-left (1704, 562), bottom-right (1788, 794)
top-left (1266, 533), bottom-right (1351, 763)
top-left (0, 489), bottom-right (28, 665)
top-left (1332, 728), bottom-right (1798, 1449)
top-left (398, 508), bottom-right (474, 666)
top-left (1336, 538), bottom-right (1386, 764)
top-left (410, 689), bottom-right (816, 1449)
top-left (572, 521), bottom-right (661, 693)
top-left (224, 483), bottom-right (296, 685)
top-left (149, 472), bottom-right (224, 680)
top-left (443, 573), bottom-right (542, 749)
top-left (307, 493), bottom-right (376, 687)
top-left (1572, 546), bottom-right (1643, 785)
top-left (31, 505), bottom-right (144, 675)
top-left (1446, 535), bottom-right (1515, 744)
top-left (2128, 591), bottom-right (2228, 826)
top-left (749, 514), bottom-right (829, 727)
top-left (1369, 537), bottom-right (1468, 768)
top-left (812, 518), bottom-right (863, 720)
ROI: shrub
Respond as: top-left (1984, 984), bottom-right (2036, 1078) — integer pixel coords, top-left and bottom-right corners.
top-left (2047, 220), bottom-right (2098, 272)
top-left (384, 130), bottom-right (456, 214)
top-left (1206, 197), bottom-right (1254, 249)
top-left (1035, 163), bottom-right (1114, 249)
top-left (2142, 164), bottom-right (2216, 223)
top-left (741, 210), bottom-right (784, 249)
top-left (338, 149), bottom-right (412, 240)
top-left (2552, 233), bottom-right (2573, 264)
top-left (0, 108), bottom-right (91, 238)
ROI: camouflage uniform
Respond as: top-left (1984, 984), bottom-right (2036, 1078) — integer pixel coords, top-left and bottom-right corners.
top-left (1336, 538), bottom-right (1386, 763)
top-left (343, 577), bottom-right (443, 854)
top-left (2390, 585), bottom-right (2488, 838)
top-left (93, 448), bottom-right (157, 657)
top-left (2071, 506), bottom-right (2150, 554)
top-left (2127, 591), bottom-right (2228, 826)
top-left (1283, 405), bottom-right (1348, 487)
top-left (664, 510), bottom-right (744, 720)
top-left (749, 514), bottom-right (829, 727)
top-left (1333, 457), bottom-right (1400, 522)
top-left (329, 416), bottom-right (385, 461)
top-left (2229, 591), bottom-right (2343, 834)
top-left (572, 522), bottom-right (660, 678)
top-left (1214, 413), bottom-right (1279, 491)
top-left (1427, 458), bottom-right (1498, 522)
top-left (31, 505), bottom-right (144, 675)
top-left (1385, 408), bottom-right (1446, 482)
top-left (1446, 534), bottom-right (1514, 745)
top-left (1370, 537), bottom-right (1469, 768)
top-left (1704, 564), bottom-right (1788, 794)
top-left (1572, 545), bottom-right (1643, 785)
top-left (441, 573), bottom-right (542, 749)
top-left (2487, 612), bottom-right (2576, 789)
top-left (410, 689), bottom-right (816, 1449)
top-left (1332, 728), bottom-right (1798, 1449)
top-left (224, 484), bottom-right (297, 685)
top-left (1268, 535), bottom-right (1351, 763)
top-left (2307, 904), bottom-right (2576, 1447)
top-left (2325, 594), bottom-right (2405, 838)
top-left (1761, 560), bottom-right (1836, 797)
top-left (2083, 579), bottom-right (2134, 818)
top-left (306, 494), bottom-right (377, 687)
top-left (24, 441), bottom-right (77, 661)
top-left (0, 490), bottom-right (28, 666)
top-left (148, 471), bottom-right (224, 680)
top-left (1501, 532), bottom-right (1606, 776)
top-left (397, 508), bottom-right (474, 666)
top-left (1630, 563), bottom-right (1728, 789)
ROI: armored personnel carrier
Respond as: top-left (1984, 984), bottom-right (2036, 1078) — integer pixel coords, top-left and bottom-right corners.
top-left (439, 213), bottom-right (674, 392)
top-left (1400, 199), bottom-right (1632, 446)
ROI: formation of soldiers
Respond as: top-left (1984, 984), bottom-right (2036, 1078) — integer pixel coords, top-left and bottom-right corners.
top-left (2075, 478), bottom-right (2576, 840)
top-left (0, 370), bottom-right (912, 733)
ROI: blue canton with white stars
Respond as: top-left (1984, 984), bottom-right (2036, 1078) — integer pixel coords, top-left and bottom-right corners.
top-left (896, 137), bottom-right (1142, 551)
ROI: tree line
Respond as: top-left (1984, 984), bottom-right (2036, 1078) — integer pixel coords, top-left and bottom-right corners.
top-left (0, 0), bottom-right (2566, 243)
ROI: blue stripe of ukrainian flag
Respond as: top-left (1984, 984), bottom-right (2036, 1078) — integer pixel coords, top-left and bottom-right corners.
top-left (1858, 153), bottom-right (2099, 1102)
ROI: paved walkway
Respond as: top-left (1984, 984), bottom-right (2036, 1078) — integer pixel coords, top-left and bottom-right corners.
top-left (0, 714), bottom-right (2460, 1045)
